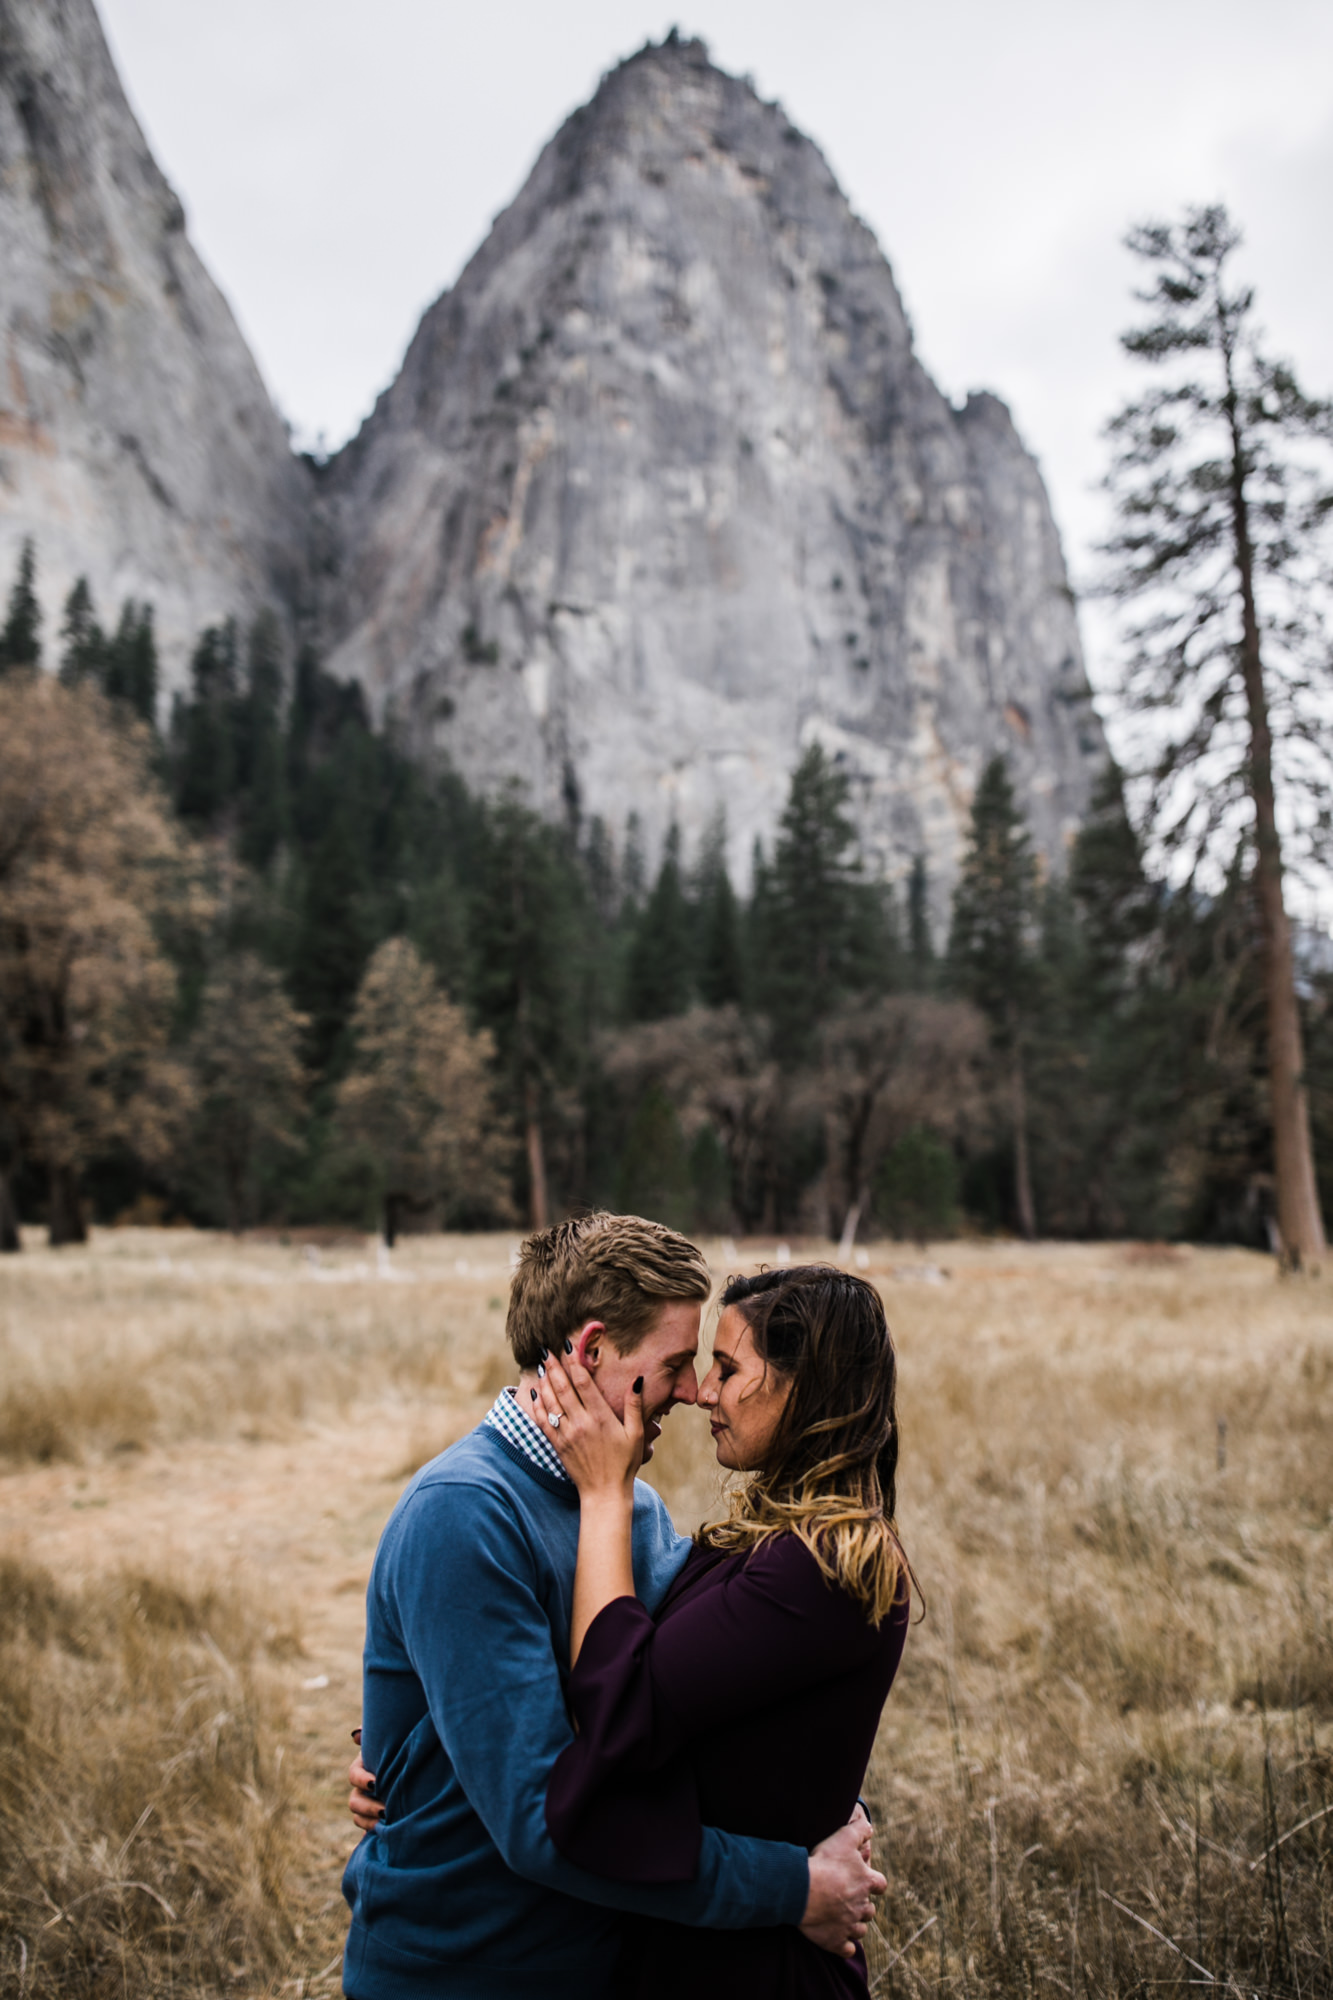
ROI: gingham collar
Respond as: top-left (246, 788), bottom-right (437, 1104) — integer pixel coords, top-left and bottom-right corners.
top-left (483, 1386), bottom-right (571, 1486)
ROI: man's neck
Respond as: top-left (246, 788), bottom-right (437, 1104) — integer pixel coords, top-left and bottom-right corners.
top-left (514, 1369), bottom-right (545, 1432)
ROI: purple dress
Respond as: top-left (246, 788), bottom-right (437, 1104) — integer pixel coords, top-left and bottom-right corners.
top-left (546, 1534), bottom-right (909, 2000)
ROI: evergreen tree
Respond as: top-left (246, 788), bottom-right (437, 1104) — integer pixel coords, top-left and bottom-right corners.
top-left (877, 1127), bottom-right (959, 1243)
top-left (58, 579), bottom-right (106, 688)
top-left (582, 816), bottom-right (620, 929)
top-left (625, 825), bottom-right (694, 1020)
top-left (237, 611), bottom-right (287, 868)
top-left (616, 1085), bottom-right (692, 1229)
top-left (755, 744), bottom-right (877, 1058)
top-left (1043, 763), bottom-right (1196, 1236)
top-left (0, 539), bottom-right (41, 673)
top-left (619, 812), bottom-right (646, 917)
top-left (288, 740), bottom-right (377, 1073)
top-left (174, 621), bottom-right (239, 823)
top-left (188, 952), bottom-right (308, 1230)
top-left (1103, 203), bottom-right (1330, 1266)
top-left (1068, 762), bottom-right (1159, 1003)
top-left (948, 755), bottom-right (1039, 1237)
top-left (694, 813), bottom-right (744, 1008)
top-left (469, 796), bottom-right (590, 1226)
top-left (104, 602), bottom-right (159, 723)
top-left (907, 855), bottom-right (936, 987)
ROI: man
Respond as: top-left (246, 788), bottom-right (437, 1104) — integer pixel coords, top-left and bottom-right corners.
top-left (343, 1212), bottom-right (883, 2000)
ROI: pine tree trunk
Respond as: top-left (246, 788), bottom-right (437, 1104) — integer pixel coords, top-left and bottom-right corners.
top-left (48, 1165), bottom-right (87, 1246)
top-left (383, 1192), bottom-right (398, 1249)
top-left (1012, 1045), bottom-right (1036, 1241)
top-left (1225, 397), bottom-right (1327, 1270)
top-left (0, 1170), bottom-right (20, 1252)
top-left (524, 1083), bottom-right (548, 1231)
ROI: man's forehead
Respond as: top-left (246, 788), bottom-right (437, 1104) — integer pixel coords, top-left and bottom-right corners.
top-left (645, 1298), bottom-right (703, 1355)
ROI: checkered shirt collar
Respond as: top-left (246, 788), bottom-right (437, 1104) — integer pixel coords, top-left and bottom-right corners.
top-left (483, 1386), bottom-right (571, 1486)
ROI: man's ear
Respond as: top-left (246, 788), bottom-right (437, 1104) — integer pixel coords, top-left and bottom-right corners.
top-left (574, 1320), bottom-right (606, 1370)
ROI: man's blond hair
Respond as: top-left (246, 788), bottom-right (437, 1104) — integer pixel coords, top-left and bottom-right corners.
top-left (506, 1212), bottom-right (711, 1370)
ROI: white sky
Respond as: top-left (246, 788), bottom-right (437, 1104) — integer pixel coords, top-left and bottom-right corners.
top-left (97, 0), bottom-right (1333, 720)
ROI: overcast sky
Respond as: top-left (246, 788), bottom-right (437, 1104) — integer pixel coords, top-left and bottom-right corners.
top-left (97, 0), bottom-right (1333, 706)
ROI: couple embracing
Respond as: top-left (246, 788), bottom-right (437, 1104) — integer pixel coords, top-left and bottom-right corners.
top-left (343, 1211), bottom-right (913, 2000)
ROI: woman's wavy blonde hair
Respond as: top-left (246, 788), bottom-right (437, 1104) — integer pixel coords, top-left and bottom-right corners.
top-left (697, 1265), bottom-right (912, 1626)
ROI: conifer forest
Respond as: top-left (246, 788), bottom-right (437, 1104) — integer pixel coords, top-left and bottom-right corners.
top-left (0, 556), bottom-right (1329, 1254)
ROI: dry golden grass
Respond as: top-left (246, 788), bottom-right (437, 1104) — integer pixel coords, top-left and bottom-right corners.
top-left (2, 1230), bottom-right (1330, 1996)
top-left (1, 1554), bottom-right (301, 1997)
top-left (0, 1225), bottom-right (520, 1468)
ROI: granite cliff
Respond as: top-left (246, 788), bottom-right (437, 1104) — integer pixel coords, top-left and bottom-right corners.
top-left (0, 0), bottom-right (309, 671)
top-left (322, 35), bottom-right (1103, 903)
top-left (1, 11), bottom-right (1102, 910)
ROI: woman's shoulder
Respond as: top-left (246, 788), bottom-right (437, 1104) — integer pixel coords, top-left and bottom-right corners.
top-left (738, 1528), bottom-right (912, 1631)
top-left (727, 1528), bottom-right (854, 1604)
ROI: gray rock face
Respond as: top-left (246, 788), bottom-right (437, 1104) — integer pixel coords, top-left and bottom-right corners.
top-left (0, 14), bottom-right (1100, 911)
top-left (0, 0), bottom-right (310, 688)
top-left (323, 36), bottom-right (1102, 911)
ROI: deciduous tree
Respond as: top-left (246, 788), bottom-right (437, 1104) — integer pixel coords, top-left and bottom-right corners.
top-left (815, 993), bottom-right (985, 1249)
top-left (333, 937), bottom-right (509, 1244)
top-left (0, 677), bottom-right (188, 1243)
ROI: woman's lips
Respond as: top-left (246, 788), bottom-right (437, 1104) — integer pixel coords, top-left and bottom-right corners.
top-left (709, 1421), bottom-right (725, 1437)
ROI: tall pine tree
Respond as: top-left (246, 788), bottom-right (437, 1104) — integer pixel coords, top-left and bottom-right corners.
top-left (469, 796), bottom-right (589, 1226)
top-left (174, 621), bottom-right (239, 823)
top-left (1103, 204), bottom-right (1330, 1267)
top-left (756, 743), bottom-right (882, 1058)
top-left (59, 579), bottom-right (106, 687)
top-left (104, 602), bottom-right (159, 723)
top-left (625, 825), bottom-right (694, 1020)
top-left (0, 539), bottom-right (41, 673)
top-left (694, 812), bottom-right (744, 1009)
top-left (948, 755), bottom-right (1039, 1238)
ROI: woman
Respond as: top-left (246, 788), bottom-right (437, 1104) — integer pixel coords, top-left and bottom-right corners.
top-left (534, 1263), bottom-right (911, 2000)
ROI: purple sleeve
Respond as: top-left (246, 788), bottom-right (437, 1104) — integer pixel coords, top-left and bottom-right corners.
top-left (545, 1538), bottom-right (884, 1882)
top-left (547, 1595), bottom-right (704, 1881)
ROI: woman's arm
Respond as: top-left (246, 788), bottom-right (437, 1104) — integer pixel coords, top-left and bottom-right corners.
top-left (536, 1352), bottom-right (644, 1664)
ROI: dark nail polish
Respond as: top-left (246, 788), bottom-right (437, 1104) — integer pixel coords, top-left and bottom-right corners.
top-left (564, 1340), bottom-right (572, 1354)
top-left (530, 1388), bottom-right (537, 1401)
top-left (633, 1377), bottom-right (643, 1394)
top-left (542, 1347), bottom-right (550, 1358)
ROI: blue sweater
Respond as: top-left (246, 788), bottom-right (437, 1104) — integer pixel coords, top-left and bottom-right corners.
top-left (342, 1422), bottom-right (809, 2000)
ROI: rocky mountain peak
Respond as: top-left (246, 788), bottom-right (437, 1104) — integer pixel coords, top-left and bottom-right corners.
top-left (322, 35), bottom-right (1102, 912)
top-left (0, 0), bottom-right (310, 678)
top-left (2, 14), bottom-right (1101, 918)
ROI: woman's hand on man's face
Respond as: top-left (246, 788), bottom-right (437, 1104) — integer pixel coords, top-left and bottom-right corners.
top-left (534, 1346), bottom-right (644, 1498)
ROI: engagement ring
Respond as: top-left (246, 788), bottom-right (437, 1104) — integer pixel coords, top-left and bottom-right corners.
top-left (548, 1413), bottom-right (560, 1429)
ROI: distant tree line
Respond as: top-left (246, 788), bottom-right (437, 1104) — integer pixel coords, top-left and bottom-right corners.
top-left (0, 536), bottom-right (1328, 1252)
top-left (0, 205), bottom-right (1328, 1254)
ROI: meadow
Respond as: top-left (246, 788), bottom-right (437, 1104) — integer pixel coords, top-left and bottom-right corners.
top-left (1, 1229), bottom-right (1329, 1997)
